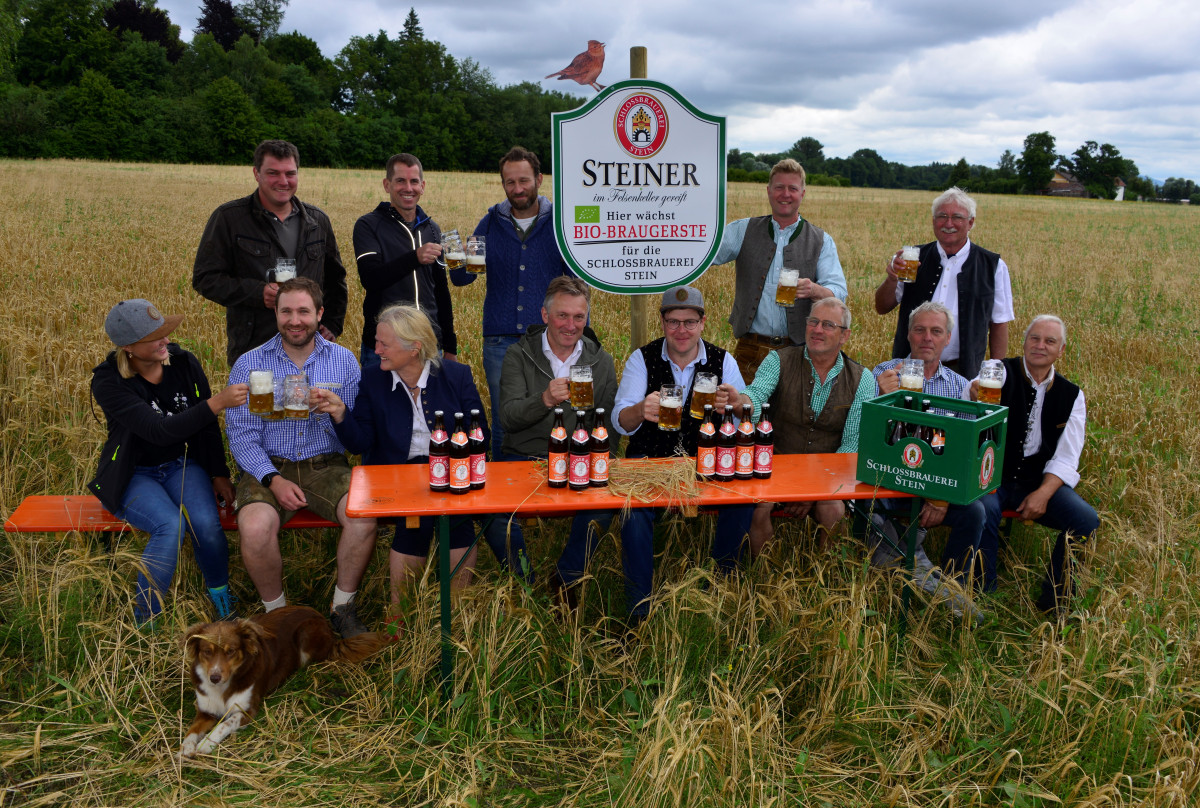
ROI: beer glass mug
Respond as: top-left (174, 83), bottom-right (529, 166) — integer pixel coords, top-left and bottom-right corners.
top-left (658, 384), bottom-right (684, 431)
top-left (283, 373), bottom-right (309, 419)
top-left (978, 359), bottom-right (1004, 404)
top-left (442, 230), bottom-right (465, 271)
top-left (273, 258), bottom-right (296, 283)
top-left (897, 246), bottom-right (920, 283)
top-left (775, 268), bottom-right (800, 307)
top-left (266, 377), bottom-right (286, 420)
top-left (689, 372), bottom-right (718, 419)
top-left (569, 364), bottom-right (594, 410)
top-left (899, 358), bottom-right (924, 392)
top-left (248, 370), bottom-right (274, 415)
top-left (466, 235), bottom-right (486, 274)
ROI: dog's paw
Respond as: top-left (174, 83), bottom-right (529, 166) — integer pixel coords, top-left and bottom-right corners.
top-left (196, 736), bottom-right (219, 755)
top-left (180, 736), bottom-right (199, 758)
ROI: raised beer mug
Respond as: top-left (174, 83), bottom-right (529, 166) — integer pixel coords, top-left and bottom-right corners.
top-left (978, 360), bottom-right (1005, 404)
top-left (466, 236), bottom-right (486, 274)
top-left (568, 364), bottom-right (594, 410)
top-left (442, 230), bottom-right (465, 271)
top-left (273, 258), bottom-right (296, 283)
top-left (776, 268), bottom-right (800, 307)
top-left (248, 370), bottom-right (274, 415)
top-left (898, 245), bottom-right (920, 283)
top-left (658, 384), bottom-right (684, 432)
top-left (899, 358), bottom-right (924, 393)
top-left (690, 371), bottom-right (718, 419)
top-left (283, 373), bottom-right (309, 419)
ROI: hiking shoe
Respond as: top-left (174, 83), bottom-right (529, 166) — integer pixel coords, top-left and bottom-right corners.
top-left (330, 601), bottom-right (369, 638)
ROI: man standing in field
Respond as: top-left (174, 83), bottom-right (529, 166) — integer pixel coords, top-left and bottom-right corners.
top-left (874, 187), bottom-right (1014, 380)
top-left (727, 297), bottom-right (876, 557)
top-left (713, 158), bottom-right (848, 381)
top-left (970, 315), bottom-right (1098, 615)
top-left (450, 146), bottom-right (573, 460)
top-left (352, 153), bottom-right (457, 372)
top-left (611, 286), bottom-right (750, 625)
top-left (226, 278), bottom-right (376, 637)
top-left (193, 140), bottom-right (348, 365)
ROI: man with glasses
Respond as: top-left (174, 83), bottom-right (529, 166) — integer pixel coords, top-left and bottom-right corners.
top-left (713, 158), bottom-right (848, 381)
top-left (725, 297), bottom-right (875, 556)
top-left (874, 187), bottom-right (1014, 380)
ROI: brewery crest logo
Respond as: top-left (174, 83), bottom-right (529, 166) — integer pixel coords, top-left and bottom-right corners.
top-left (901, 442), bottom-right (924, 469)
top-left (614, 93), bottom-right (668, 158)
top-left (979, 444), bottom-right (996, 488)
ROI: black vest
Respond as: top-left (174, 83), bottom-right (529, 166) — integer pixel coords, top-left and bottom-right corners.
top-left (626, 337), bottom-right (727, 458)
top-left (891, 241), bottom-right (1000, 379)
top-left (999, 356), bottom-right (1080, 487)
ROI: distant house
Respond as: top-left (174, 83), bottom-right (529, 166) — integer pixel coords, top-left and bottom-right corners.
top-left (1043, 170), bottom-right (1088, 197)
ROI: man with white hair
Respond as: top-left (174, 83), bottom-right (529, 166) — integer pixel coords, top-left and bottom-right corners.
top-left (874, 187), bottom-right (1014, 380)
top-left (970, 315), bottom-right (1098, 615)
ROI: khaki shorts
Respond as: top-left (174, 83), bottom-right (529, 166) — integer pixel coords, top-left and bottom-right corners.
top-left (236, 453), bottom-right (350, 525)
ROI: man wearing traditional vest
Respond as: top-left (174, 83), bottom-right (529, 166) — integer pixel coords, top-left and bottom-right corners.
top-left (874, 187), bottom-right (1015, 380)
top-left (713, 158), bottom-right (849, 382)
top-left (729, 298), bottom-right (876, 557)
top-left (611, 286), bottom-right (751, 626)
top-left (971, 315), bottom-right (1098, 615)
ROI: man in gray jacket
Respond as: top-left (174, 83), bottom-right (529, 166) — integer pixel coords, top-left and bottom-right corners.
top-left (193, 140), bottom-right (348, 365)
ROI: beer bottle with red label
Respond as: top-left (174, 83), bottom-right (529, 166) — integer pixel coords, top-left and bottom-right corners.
top-left (589, 407), bottom-right (610, 487)
top-left (696, 404), bottom-right (717, 481)
top-left (921, 398), bottom-right (945, 454)
top-left (735, 403), bottom-right (755, 479)
top-left (753, 402), bottom-right (773, 479)
top-left (569, 409), bottom-right (591, 491)
top-left (448, 411), bottom-right (470, 494)
top-left (429, 410), bottom-right (449, 491)
top-left (547, 407), bottom-right (568, 488)
top-left (468, 408), bottom-right (486, 489)
top-left (715, 405), bottom-right (737, 482)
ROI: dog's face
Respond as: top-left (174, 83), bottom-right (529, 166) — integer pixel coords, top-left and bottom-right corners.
top-left (182, 620), bottom-right (266, 687)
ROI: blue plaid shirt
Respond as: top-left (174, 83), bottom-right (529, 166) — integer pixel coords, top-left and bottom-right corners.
top-left (227, 334), bottom-right (362, 482)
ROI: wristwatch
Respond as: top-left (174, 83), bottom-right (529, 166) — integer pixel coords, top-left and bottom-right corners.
top-left (261, 471), bottom-right (280, 487)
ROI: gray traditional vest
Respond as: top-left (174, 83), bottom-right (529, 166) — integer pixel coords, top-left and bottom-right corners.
top-left (769, 346), bottom-right (864, 454)
top-left (729, 216), bottom-right (826, 344)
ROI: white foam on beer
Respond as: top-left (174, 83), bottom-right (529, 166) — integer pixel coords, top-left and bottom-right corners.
top-left (693, 377), bottom-right (717, 394)
top-left (249, 371), bottom-right (273, 394)
top-left (661, 395), bottom-right (683, 408)
top-left (980, 379), bottom-right (1002, 389)
top-left (900, 374), bottom-right (923, 390)
top-left (446, 251), bottom-right (466, 262)
top-left (466, 255), bottom-right (485, 265)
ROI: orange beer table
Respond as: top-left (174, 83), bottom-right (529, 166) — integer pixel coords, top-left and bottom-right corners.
top-left (348, 454), bottom-right (913, 698)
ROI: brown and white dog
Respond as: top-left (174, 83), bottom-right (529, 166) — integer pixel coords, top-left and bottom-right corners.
top-left (180, 605), bottom-right (389, 757)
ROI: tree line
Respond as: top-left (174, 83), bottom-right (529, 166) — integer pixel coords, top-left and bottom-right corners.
top-left (0, 0), bottom-right (582, 169)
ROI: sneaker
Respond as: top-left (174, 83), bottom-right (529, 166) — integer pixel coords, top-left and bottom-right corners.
top-left (329, 601), bottom-right (370, 638)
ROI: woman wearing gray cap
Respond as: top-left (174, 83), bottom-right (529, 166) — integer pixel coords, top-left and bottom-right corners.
top-left (89, 299), bottom-right (249, 626)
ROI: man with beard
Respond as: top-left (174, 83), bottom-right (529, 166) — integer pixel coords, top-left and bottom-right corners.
top-left (451, 146), bottom-right (574, 461)
top-left (227, 278), bottom-right (376, 638)
top-left (874, 187), bottom-right (1014, 380)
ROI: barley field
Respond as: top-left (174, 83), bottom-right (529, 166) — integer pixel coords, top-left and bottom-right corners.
top-left (2, 159), bottom-right (1199, 807)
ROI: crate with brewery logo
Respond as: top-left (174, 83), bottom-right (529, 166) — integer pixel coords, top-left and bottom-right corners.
top-left (856, 391), bottom-right (1008, 506)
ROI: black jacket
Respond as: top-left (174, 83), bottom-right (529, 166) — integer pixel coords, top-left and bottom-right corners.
top-left (89, 345), bottom-right (230, 513)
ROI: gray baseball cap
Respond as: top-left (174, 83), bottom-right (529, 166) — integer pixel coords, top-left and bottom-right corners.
top-left (104, 299), bottom-right (183, 346)
top-left (660, 285), bottom-right (704, 314)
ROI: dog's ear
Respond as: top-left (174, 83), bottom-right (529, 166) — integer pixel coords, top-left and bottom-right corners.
top-left (236, 621), bottom-right (268, 656)
top-left (181, 623), bottom-right (210, 661)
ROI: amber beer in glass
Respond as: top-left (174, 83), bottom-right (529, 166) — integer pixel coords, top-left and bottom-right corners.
top-left (442, 230), bottom-right (465, 271)
top-left (689, 372), bottom-right (718, 419)
top-left (658, 384), bottom-right (684, 431)
top-left (248, 370), bottom-right (273, 415)
top-left (897, 245), bottom-right (920, 282)
top-left (466, 236), bottom-right (486, 274)
top-left (569, 364), bottom-right (593, 410)
top-left (775, 268), bottom-right (800, 306)
top-left (978, 359), bottom-right (1004, 404)
top-left (899, 358), bottom-right (924, 393)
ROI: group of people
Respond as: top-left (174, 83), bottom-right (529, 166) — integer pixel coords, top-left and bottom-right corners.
top-left (90, 142), bottom-right (1098, 633)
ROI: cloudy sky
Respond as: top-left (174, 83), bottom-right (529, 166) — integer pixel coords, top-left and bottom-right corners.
top-left (156, 0), bottom-right (1200, 180)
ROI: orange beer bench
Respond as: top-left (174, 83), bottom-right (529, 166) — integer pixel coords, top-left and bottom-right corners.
top-left (4, 495), bottom-right (338, 533)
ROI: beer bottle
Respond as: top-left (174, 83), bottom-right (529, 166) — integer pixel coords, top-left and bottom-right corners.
top-left (735, 403), bottom-right (755, 480)
top-left (715, 405), bottom-right (737, 483)
top-left (696, 404), bottom-right (717, 481)
top-left (448, 412), bottom-right (470, 494)
top-left (753, 403), bottom-right (773, 479)
top-left (468, 408), bottom-right (486, 490)
top-left (568, 409), bottom-right (591, 492)
top-left (921, 398), bottom-right (945, 454)
top-left (429, 410), bottom-right (450, 491)
top-left (547, 407), bottom-right (568, 488)
top-left (589, 407), bottom-right (610, 487)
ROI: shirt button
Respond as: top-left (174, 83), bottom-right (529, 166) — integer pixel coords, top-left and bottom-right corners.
top-left (516, 323), bottom-right (524, 329)
top-left (520, 265), bottom-right (525, 270)
top-left (522, 245), bottom-right (527, 250)
top-left (518, 286), bottom-right (524, 291)
top-left (517, 305), bottom-right (523, 311)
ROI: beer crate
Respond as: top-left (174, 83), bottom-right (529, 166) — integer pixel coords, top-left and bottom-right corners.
top-left (856, 391), bottom-right (1008, 506)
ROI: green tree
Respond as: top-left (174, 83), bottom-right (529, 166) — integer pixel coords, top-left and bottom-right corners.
top-left (236, 0), bottom-right (288, 42)
top-left (946, 157), bottom-right (971, 189)
top-left (200, 74), bottom-right (266, 162)
top-left (1059, 141), bottom-right (1136, 199)
top-left (16, 0), bottom-right (115, 87)
top-left (102, 0), bottom-right (184, 62)
top-left (788, 136), bottom-right (825, 171)
top-left (997, 149), bottom-right (1016, 178)
top-left (196, 0), bottom-right (249, 50)
top-left (1017, 131), bottom-right (1057, 193)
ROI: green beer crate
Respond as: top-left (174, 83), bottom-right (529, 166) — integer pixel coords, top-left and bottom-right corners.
top-left (856, 391), bottom-right (1008, 505)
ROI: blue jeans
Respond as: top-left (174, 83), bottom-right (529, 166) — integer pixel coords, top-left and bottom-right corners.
top-left (880, 498), bottom-right (987, 588)
top-left (619, 505), bottom-right (752, 618)
top-left (981, 481), bottom-right (1099, 595)
top-left (482, 334), bottom-right (520, 459)
top-left (114, 457), bottom-right (229, 622)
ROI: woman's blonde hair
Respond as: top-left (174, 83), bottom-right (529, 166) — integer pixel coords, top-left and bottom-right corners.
top-left (115, 347), bottom-right (170, 379)
top-left (376, 305), bottom-right (440, 366)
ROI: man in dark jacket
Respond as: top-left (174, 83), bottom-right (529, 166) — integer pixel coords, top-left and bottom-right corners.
top-left (353, 153), bottom-right (457, 371)
top-left (193, 140), bottom-right (348, 365)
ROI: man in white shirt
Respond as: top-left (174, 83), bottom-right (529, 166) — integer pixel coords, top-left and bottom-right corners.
top-left (970, 315), bottom-right (1098, 614)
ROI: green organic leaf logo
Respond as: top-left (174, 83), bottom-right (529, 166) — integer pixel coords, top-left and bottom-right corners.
top-left (575, 206), bottom-right (600, 223)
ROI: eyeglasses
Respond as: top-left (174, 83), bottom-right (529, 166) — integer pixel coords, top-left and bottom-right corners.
top-left (805, 317), bottom-right (848, 331)
top-left (664, 318), bottom-right (702, 331)
top-left (934, 213), bottom-right (969, 224)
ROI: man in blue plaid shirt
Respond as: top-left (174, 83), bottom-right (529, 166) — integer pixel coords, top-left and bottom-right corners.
top-left (228, 278), bottom-right (376, 637)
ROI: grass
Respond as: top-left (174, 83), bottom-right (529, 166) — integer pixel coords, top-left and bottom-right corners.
top-left (2, 159), bottom-right (1200, 805)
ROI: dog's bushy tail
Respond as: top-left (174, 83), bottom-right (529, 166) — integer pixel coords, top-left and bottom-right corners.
top-left (329, 631), bottom-right (391, 664)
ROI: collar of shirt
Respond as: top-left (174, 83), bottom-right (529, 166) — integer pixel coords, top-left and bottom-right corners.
top-left (768, 217), bottom-right (804, 244)
top-left (661, 340), bottom-right (707, 386)
top-left (805, 346), bottom-right (844, 388)
top-left (936, 238), bottom-right (972, 265)
top-left (1021, 357), bottom-right (1055, 391)
top-left (260, 332), bottom-right (331, 372)
top-left (541, 331), bottom-right (583, 378)
top-left (391, 360), bottom-right (432, 392)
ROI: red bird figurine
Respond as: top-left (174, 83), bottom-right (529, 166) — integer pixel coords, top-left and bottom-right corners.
top-left (545, 40), bottom-right (606, 92)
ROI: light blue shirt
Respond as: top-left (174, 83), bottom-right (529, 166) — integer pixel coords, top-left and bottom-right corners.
top-left (612, 341), bottom-right (745, 436)
top-left (714, 216), bottom-right (848, 338)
